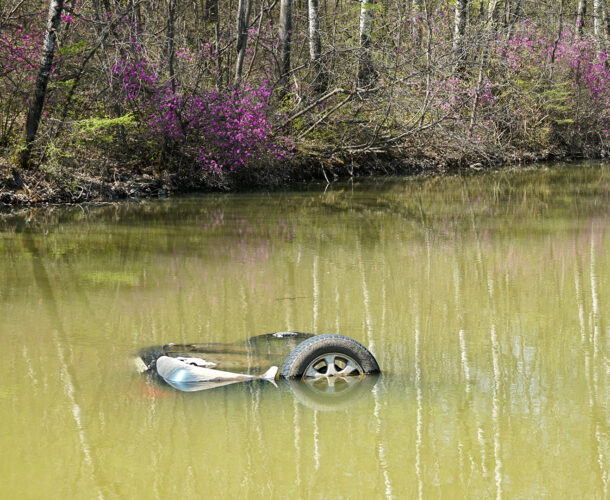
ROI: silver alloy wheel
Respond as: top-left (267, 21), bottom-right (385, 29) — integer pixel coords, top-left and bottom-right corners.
top-left (280, 334), bottom-right (380, 380)
top-left (304, 352), bottom-right (364, 379)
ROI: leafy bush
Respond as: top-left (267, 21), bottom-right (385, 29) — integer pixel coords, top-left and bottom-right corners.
top-left (112, 52), bottom-right (292, 172)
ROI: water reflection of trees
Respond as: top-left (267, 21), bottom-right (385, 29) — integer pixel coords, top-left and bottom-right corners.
top-left (0, 166), bottom-right (607, 497)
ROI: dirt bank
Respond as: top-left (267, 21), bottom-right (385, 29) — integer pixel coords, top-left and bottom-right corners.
top-left (0, 146), bottom-right (600, 207)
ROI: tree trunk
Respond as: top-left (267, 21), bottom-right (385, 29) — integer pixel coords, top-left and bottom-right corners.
top-left (357, 0), bottom-right (376, 88)
top-left (477, 0), bottom-right (486, 21)
top-left (505, 0), bottom-right (521, 39)
top-left (20, 0), bottom-right (64, 168)
top-left (234, 0), bottom-right (252, 84)
top-left (166, 0), bottom-right (176, 89)
top-left (576, 0), bottom-right (586, 34)
top-left (452, 0), bottom-right (468, 72)
top-left (308, 0), bottom-right (326, 93)
top-left (593, 0), bottom-right (601, 37)
top-left (470, 0), bottom-right (498, 131)
top-left (205, 0), bottom-right (217, 21)
top-left (278, 0), bottom-right (292, 87)
top-left (413, 0), bottom-right (423, 47)
top-left (215, 6), bottom-right (222, 87)
top-left (550, 0), bottom-right (565, 77)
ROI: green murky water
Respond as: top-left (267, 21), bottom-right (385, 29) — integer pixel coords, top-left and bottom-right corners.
top-left (0, 163), bottom-right (608, 498)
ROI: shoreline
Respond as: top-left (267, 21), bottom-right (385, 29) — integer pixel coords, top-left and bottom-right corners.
top-left (0, 147), bottom-right (607, 208)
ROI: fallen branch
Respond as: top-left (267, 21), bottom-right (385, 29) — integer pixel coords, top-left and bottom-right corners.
top-left (277, 87), bottom-right (349, 131)
top-left (297, 92), bottom-right (353, 139)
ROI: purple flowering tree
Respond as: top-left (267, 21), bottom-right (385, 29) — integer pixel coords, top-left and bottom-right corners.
top-left (112, 50), bottom-right (292, 172)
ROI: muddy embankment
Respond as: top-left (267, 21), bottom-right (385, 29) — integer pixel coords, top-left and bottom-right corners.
top-left (0, 145), bottom-right (603, 207)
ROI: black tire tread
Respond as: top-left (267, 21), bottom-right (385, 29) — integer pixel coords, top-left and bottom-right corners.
top-left (280, 334), bottom-right (380, 379)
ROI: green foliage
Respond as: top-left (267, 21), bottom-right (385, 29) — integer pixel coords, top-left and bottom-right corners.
top-left (541, 85), bottom-right (572, 120)
top-left (58, 40), bottom-right (87, 56)
top-left (76, 113), bottom-right (136, 132)
top-left (9, 142), bottom-right (27, 166)
top-left (41, 139), bottom-right (73, 173)
top-left (73, 114), bottom-right (136, 146)
top-left (48, 79), bottom-right (76, 90)
top-left (363, 3), bottom-right (384, 12)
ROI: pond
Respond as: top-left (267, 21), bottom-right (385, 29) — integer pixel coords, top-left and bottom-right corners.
top-left (0, 163), bottom-right (608, 498)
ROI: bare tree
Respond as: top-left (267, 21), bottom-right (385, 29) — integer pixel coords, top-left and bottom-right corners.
top-left (234, 0), bottom-right (252, 84)
top-left (593, 0), bottom-right (601, 36)
top-left (550, 0), bottom-right (565, 75)
top-left (278, 0), bottom-right (293, 87)
top-left (166, 0), bottom-right (176, 89)
top-left (20, 0), bottom-right (64, 168)
top-left (470, 0), bottom-right (499, 131)
top-left (308, 0), bottom-right (326, 93)
top-left (505, 0), bottom-right (521, 39)
top-left (412, 0), bottom-right (423, 46)
top-left (576, 0), bottom-right (586, 34)
top-left (205, 0), bottom-right (217, 21)
top-left (452, 0), bottom-right (468, 71)
top-left (357, 0), bottom-right (376, 88)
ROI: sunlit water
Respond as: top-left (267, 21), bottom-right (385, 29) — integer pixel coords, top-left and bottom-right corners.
top-left (0, 163), bottom-right (608, 498)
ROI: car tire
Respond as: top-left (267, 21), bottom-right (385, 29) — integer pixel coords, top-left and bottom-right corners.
top-left (280, 334), bottom-right (380, 379)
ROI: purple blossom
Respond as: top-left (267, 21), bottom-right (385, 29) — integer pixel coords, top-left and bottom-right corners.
top-left (112, 50), bottom-right (292, 172)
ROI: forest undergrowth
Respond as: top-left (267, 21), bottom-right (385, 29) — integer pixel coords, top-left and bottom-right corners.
top-left (1, 0), bottom-right (609, 204)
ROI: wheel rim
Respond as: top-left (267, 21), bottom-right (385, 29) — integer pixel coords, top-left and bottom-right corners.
top-left (304, 353), bottom-right (364, 380)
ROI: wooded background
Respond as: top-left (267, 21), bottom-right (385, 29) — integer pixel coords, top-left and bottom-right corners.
top-left (1, 0), bottom-right (609, 173)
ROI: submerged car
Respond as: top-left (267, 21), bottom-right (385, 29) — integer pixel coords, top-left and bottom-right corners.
top-left (134, 333), bottom-right (381, 409)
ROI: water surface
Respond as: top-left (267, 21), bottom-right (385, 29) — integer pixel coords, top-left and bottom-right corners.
top-left (0, 163), bottom-right (608, 498)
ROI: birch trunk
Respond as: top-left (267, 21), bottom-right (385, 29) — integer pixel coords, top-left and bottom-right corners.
top-left (234, 0), bottom-right (252, 84)
top-left (215, 7), bottom-right (222, 87)
top-left (308, 0), bottom-right (321, 63)
top-left (20, 0), bottom-right (64, 168)
top-left (308, 0), bottom-right (326, 92)
top-left (413, 0), bottom-right (423, 46)
top-left (505, 0), bottom-right (521, 39)
top-left (470, 0), bottom-right (498, 131)
top-left (278, 0), bottom-right (292, 86)
top-left (576, 0), bottom-right (586, 34)
top-left (452, 0), bottom-right (468, 71)
top-left (593, 0), bottom-right (601, 36)
top-left (357, 0), bottom-right (376, 88)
